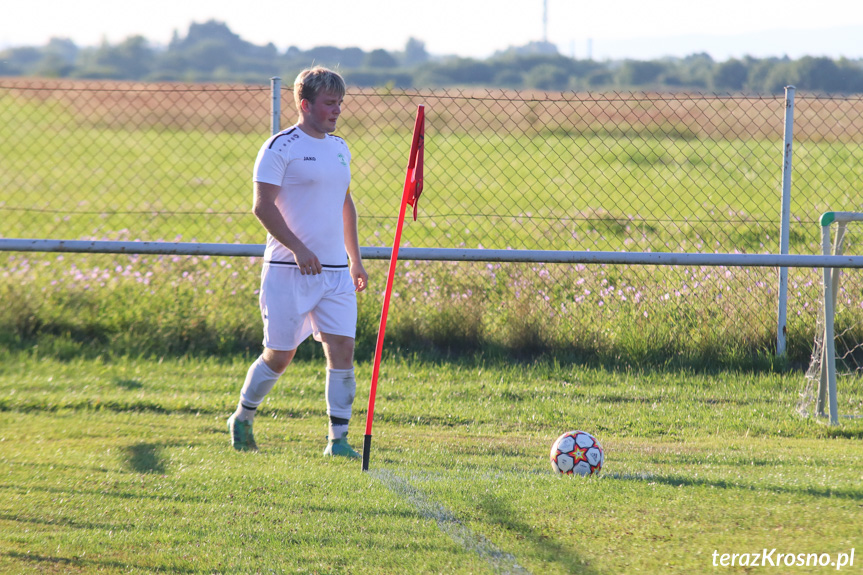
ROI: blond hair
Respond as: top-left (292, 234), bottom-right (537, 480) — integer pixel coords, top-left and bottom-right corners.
top-left (293, 66), bottom-right (346, 110)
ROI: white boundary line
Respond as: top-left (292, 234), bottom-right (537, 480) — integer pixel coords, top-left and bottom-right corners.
top-left (372, 468), bottom-right (531, 575)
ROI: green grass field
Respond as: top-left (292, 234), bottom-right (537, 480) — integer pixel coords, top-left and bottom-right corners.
top-left (1, 353), bottom-right (861, 574)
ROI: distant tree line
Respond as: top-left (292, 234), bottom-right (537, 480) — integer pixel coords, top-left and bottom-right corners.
top-left (2, 20), bottom-right (863, 94)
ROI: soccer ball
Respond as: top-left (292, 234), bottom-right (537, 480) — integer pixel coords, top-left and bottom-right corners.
top-left (550, 430), bottom-right (604, 476)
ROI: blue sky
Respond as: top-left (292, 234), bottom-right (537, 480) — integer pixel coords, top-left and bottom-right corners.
top-left (4, 0), bottom-right (863, 61)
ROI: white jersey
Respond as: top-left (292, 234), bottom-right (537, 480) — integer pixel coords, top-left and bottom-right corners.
top-left (253, 126), bottom-right (352, 268)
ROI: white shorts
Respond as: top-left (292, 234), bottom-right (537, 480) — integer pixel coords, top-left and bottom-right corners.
top-left (259, 263), bottom-right (357, 351)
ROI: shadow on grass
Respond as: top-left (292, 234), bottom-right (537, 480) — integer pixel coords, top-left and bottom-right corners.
top-left (4, 328), bottom-right (805, 376)
top-left (125, 443), bottom-right (167, 474)
top-left (363, 344), bottom-right (801, 378)
top-left (0, 512), bottom-right (122, 532)
top-left (609, 472), bottom-right (863, 500)
top-left (1, 551), bottom-right (196, 574)
top-left (473, 490), bottom-right (605, 575)
top-left (116, 378), bottom-right (142, 389)
top-left (0, 480), bottom-right (207, 504)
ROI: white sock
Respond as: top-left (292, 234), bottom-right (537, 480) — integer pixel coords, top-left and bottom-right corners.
top-left (326, 368), bottom-right (356, 439)
top-left (330, 422), bottom-right (348, 439)
top-left (234, 402), bottom-right (258, 422)
top-left (329, 417), bottom-right (349, 439)
top-left (233, 356), bottom-right (283, 422)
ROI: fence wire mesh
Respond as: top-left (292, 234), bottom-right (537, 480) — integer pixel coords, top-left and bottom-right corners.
top-left (2, 78), bottom-right (863, 365)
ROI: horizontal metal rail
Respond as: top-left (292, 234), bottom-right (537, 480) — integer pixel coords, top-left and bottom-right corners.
top-left (4, 238), bottom-right (863, 268)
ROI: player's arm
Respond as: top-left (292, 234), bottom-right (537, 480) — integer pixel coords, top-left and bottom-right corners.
top-left (343, 188), bottom-right (367, 292)
top-left (253, 181), bottom-right (322, 275)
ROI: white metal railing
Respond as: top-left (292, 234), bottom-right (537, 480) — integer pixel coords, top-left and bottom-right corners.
top-left (4, 239), bottom-right (863, 269)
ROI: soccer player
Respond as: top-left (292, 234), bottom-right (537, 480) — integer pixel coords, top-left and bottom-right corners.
top-left (228, 66), bottom-right (368, 458)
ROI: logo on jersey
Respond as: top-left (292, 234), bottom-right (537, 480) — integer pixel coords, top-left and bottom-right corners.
top-left (303, 156), bottom-right (316, 161)
top-left (338, 153), bottom-right (347, 166)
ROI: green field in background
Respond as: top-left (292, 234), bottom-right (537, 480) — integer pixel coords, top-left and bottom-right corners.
top-left (4, 94), bottom-right (863, 253)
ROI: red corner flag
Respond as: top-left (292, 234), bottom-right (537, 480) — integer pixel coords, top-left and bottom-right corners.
top-left (404, 106), bottom-right (424, 221)
top-left (363, 105), bottom-right (425, 471)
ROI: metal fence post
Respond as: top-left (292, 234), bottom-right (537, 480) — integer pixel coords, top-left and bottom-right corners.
top-left (270, 77), bottom-right (282, 136)
top-left (776, 85), bottom-right (796, 357)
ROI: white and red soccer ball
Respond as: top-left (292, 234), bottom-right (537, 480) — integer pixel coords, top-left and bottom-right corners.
top-left (550, 430), bottom-right (604, 476)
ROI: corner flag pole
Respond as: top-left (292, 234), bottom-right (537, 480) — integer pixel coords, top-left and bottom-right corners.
top-left (362, 105), bottom-right (424, 471)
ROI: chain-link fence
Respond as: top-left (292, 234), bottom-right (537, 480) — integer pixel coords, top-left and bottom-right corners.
top-left (2, 78), bottom-right (863, 365)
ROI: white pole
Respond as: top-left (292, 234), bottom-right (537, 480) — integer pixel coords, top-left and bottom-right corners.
top-left (270, 77), bottom-right (282, 136)
top-left (821, 223), bottom-right (840, 425)
top-left (5, 240), bottom-right (863, 268)
top-left (776, 85), bottom-right (796, 356)
top-left (817, 215), bottom-right (833, 416)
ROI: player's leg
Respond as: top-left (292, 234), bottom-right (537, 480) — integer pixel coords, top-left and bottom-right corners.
top-left (231, 349), bottom-right (294, 418)
top-left (229, 264), bottom-right (313, 451)
top-left (312, 270), bottom-right (361, 458)
top-left (228, 348), bottom-right (295, 451)
top-left (322, 332), bottom-right (355, 369)
top-left (319, 333), bottom-right (359, 456)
